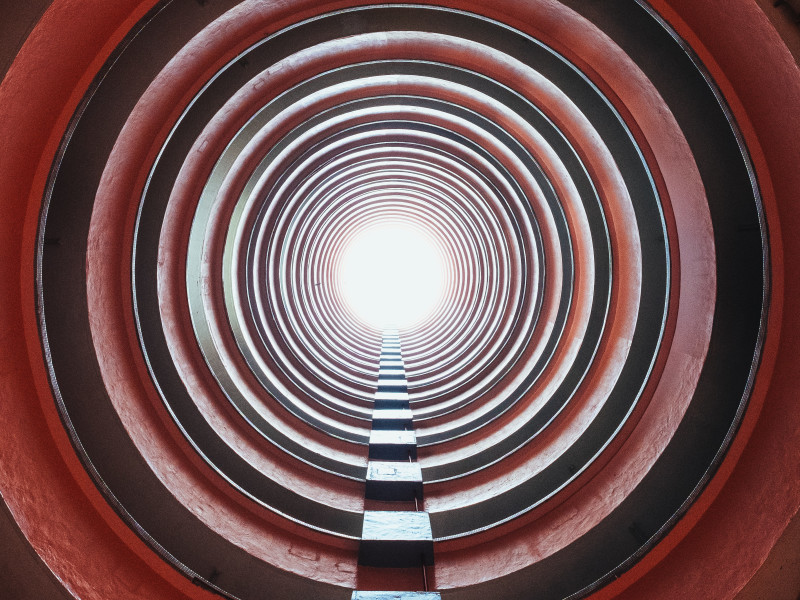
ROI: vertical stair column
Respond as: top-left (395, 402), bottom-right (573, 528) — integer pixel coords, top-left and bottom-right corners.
top-left (355, 331), bottom-right (437, 598)
top-left (369, 330), bottom-right (415, 460)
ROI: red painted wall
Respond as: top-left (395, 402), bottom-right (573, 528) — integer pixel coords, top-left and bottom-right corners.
top-left (0, 1), bottom-right (797, 598)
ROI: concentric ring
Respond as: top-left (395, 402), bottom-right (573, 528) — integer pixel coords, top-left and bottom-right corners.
top-left (23, 1), bottom-right (772, 599)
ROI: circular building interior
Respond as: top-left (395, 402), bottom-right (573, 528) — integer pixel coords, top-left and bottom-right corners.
top-left (1, 1), bottom-right (799, 599)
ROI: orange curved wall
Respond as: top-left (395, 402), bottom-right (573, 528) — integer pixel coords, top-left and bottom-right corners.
top-left (0, 1), bottom-right (798, 598)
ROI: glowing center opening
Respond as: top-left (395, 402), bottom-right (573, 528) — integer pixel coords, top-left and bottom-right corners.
top-left (339, 223), bottom-right (444, 329)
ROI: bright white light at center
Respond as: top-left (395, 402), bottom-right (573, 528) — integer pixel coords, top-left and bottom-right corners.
top-left (339, 223), bottom-right (444, 329)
